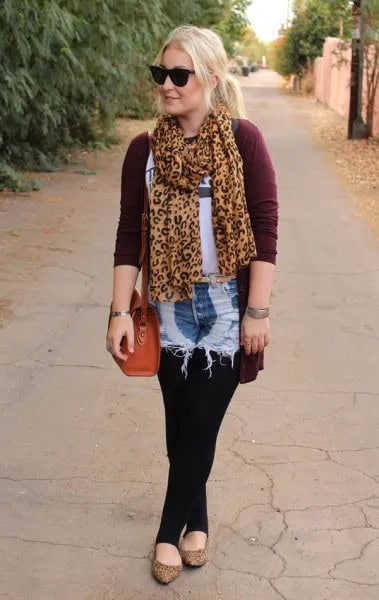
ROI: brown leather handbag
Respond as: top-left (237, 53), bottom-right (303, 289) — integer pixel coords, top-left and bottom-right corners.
top-left (109, 145), bottom-right (161, 376)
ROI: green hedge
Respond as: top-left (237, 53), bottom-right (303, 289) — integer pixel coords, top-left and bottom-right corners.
top-left (0, 0), bottom-right (249, 190)
top-left (0, 0), bottom-right (170, 189)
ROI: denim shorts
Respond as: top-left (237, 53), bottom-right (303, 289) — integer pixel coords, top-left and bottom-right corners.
top-left (151, 278), bottom-right (240, 377)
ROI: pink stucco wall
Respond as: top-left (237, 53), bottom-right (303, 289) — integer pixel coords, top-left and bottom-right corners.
top-left (314, 37), bottom-right (379, 136)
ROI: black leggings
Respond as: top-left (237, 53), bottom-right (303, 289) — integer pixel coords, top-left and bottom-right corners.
top-left (155, 347), bottom-right (240, 547)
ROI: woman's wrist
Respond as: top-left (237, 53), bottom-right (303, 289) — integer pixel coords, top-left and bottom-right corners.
top-left (245, 306), bottom-right (270, 319)
top-left (110, 309), bottom-right (130, 318)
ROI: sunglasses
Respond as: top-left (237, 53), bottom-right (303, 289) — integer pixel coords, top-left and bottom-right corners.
top-left (149, 65), bottom-right (195, 87)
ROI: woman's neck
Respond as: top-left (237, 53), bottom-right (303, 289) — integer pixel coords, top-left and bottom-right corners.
top-left (177, 108), bottom-right (209, 138)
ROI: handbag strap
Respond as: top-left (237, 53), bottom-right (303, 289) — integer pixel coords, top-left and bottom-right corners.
top-left (139, 133), bottom-right (151, 323)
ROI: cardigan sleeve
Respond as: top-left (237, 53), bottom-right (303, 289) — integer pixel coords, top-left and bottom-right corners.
top-left (237, 119), bottom-right (278, 264)
top-left (113, 132), bottom-right (149, 267)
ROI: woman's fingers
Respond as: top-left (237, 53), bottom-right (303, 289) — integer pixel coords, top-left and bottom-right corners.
top-left (251, 337), bottom-right (259, 355)
top-left (243, 341), bottom-right (251, 355)
top-left (241, 315), bottom-right (270, 355)
top-left (125, 327), bottom-right (135, 354)
top-left (242, 334), bottom-right (268, 354)
top-left (107, 316), bottom-right (134, 360)
top-left (109, 334), bottom-right (129, 361)
top-left (251, 334), bottom-right (263, 354)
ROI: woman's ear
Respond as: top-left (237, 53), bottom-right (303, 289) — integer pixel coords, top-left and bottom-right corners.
top-left (211, 73), bottom-right (219, 89)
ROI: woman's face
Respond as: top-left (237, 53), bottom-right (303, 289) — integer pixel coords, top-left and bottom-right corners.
top-left (158, 46), bottom-right (207, 118)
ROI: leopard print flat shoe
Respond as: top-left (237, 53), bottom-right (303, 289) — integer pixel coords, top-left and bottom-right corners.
top-left (152, 558), bottom-right (182, 584)
top-left (180, 540), bottom-right (208, 568)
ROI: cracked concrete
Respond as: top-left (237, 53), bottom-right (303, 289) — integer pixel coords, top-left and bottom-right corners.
top-left (1, 71), bottom-right (379, 598)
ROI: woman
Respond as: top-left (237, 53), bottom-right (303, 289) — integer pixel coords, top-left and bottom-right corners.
top-left (107, 25), bottom-right (278, 584)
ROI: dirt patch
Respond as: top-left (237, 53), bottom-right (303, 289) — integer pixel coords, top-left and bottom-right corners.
top-left (0, 297), bottom-right (13, 329)
top-left (0, 119), bottom-right (156, 328)
top-left (286, 91), bottom-right (379, 237)
top-left (116, 117), bottom-right (156, 140)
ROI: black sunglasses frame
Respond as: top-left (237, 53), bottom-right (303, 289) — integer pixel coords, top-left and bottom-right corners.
top-left (149, 65), bottom-right (195, 87)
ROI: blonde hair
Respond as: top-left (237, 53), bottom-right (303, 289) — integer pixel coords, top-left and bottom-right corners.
top-left (153, 25), bottom-right (246, 118)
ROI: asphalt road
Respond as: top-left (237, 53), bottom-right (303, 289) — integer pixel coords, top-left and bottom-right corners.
top-left (1, 70), bottom-right (378, 600)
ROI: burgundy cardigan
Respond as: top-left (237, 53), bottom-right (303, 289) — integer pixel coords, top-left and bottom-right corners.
top-left (114, 119), bottom-right (278, 383)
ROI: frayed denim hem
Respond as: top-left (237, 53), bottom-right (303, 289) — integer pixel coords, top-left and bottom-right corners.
top-left (161, 344), bottom-right (239, 379)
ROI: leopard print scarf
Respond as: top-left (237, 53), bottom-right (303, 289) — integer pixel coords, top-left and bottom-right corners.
top-left (149, 103), bottom-right (256, 302)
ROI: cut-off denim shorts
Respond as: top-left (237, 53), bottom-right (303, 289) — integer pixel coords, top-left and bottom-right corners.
top-left (151, 278), bottom-right (240, 378)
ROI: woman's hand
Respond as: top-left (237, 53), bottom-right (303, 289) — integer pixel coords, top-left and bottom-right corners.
top-left (106, 315), bottom-right (134, 361)
top-left (241, 314), bottom-right (270, 355)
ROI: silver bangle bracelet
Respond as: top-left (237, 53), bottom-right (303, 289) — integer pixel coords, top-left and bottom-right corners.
top-left (245, 306), bottom-right (270, 319)
top-left (110, 310), bottom-right (130, 318)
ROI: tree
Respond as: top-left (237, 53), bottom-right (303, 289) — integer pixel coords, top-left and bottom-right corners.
top-left (0, 0), bottom-right (253, 190)
top-left (333, 0), bottom-right (378, 137)
top-left (0, 0), bottom-right (171, 189)
top-left (164, 0), bottom-right (250, 53)
top-left (362, 0), bottom-right (379, 136)
top-left (210, 0), bottom-right (251, 55)
top-left (236, 26), bottom-right (267, 64)
top-left (273, 0), bottom-right (352, 77)
top-left (163, 1), bottom-right (202, 26)
top-left (293, 0), bottom-right (307, 10)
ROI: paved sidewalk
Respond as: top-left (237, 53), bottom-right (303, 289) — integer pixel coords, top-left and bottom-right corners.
top-left (0, 71), bottom-right (378, 600)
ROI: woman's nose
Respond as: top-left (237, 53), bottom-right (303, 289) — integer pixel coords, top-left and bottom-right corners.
top-left (162, 74), bottom-right (174, 90)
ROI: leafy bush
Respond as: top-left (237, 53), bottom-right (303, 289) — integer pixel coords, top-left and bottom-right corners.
top-left (0, 0), bottom-right (251, 190)
top-left (0, 0), bottom-right (168, 189)
top-left (273, 0), bottom-right (352, 77)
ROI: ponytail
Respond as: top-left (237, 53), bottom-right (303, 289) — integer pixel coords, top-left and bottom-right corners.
top-left (213, 74), bottom-right (246, 118)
